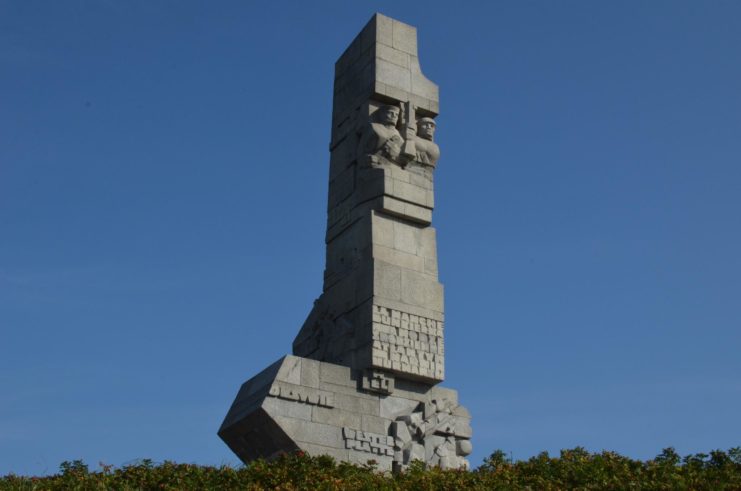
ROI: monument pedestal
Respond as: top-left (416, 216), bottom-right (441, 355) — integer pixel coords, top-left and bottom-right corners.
top-left (219, 355), bottom-right (471, 471)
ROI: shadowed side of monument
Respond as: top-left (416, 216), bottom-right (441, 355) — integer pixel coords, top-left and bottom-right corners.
top-left (219, 13), bottom-right (472, 472)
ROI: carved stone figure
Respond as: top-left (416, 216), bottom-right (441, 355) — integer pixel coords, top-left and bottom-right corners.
top-left (414, 117), bottom-right (440, 167)
top-left (359, 105), bottom-right (405, 165)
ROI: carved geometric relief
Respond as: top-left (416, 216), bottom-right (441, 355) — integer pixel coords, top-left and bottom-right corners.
top-left (371, 305), bottom-right (445, 381)
top-left (361, 369), bottom-right (395, 394)
top-left (390, 398), bottom-right (472, 471)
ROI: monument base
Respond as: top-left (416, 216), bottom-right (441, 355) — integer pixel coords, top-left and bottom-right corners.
top-left (219, 355), bottom-right (472, 471)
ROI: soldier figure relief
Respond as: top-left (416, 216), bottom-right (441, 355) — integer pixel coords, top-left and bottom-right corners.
top-left (359, 104), bottom-right (440, 168)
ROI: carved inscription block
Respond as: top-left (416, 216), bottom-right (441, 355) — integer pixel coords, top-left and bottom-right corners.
top-left (371, 305), bottom-right (445, 381)
top-left (268, 383), bottom-right (334, 408)
top-left (362, 369), bottom-right (395, 394)
top-left (342, 427), bottom-right (394, 456)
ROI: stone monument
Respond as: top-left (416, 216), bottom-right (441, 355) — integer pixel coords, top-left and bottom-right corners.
top-left (218, 13), bottom-right (472, 471)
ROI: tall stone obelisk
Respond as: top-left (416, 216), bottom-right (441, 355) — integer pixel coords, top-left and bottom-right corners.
top-left (219, 14), bottom-right (472, 471)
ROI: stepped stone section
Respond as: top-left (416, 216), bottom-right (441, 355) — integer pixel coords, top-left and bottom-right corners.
top-left (219, 13), bottom-right (473, 471)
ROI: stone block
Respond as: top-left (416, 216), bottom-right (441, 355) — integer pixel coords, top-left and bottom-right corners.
top-left (332, 391), bottom-right (380, 416)
top-left (371, 211), bottom-right (395, 249)
top-left (328, 134), bottom-right (356, 178)
top-left (409, 170), bottom-right (433, 189)
top-left (376, 43), bottom-right (410, 69)
top-left (353, 259), bottom-right (374, 306)
top-left (391, 420), bottom-right (412, 443)
top-left (380, 396), bottom-right (420, 419)
top-left (392, 220), bottom-right (420, 255)
top-left (276, 416), bottom-right (344, 449)
top-left (379, 196), bottom-right (432, 224)
top-left (220, 359), bottom-right (283, 429)
top-left (376, 58), bottom-right (411, 93)
top-left (379, 195), bottom-right (405, 217)
top-left (378, 82), bottom-right (412, 107)
top-left (457, 439), bottom-right (473, 457)
top-left (262, 395), bottom-right (313, 421)
top-left (326, 200), bottom-right (353, 237)
top-left (402, 202), bottom-right (432, 224)
top-left (400, 269), bottom-right (444, 312)
top-left (276, 356), bottom-right (302, 385)
top-left (300, 357), bottom-right (321, 389)
top-left (220, 394), bottom-right (264, 430)
top-left (219, 407), bottom-right (298, 462)
top-left (424, 258), bottom-right (438, 277)
top-left (239, 357), bottom-right (284, 397)
top-left (388, 162), bottom-right (410, 183)
top-left (373, 244), bottom-right (424, 273)
top-left (384, 174), bottom-right (395, 194)
top-left (321, 380), bottom-right (378, 400)
top-left (319, 360), bottom-right (355, 388)
top-left (453, 417), bottom-right (473, 439)
top-left (373, 296), bottom-right (444, 322)
top-left (429, 385), bottom-right (458, 402)
top-left (376, 15), bottom-right (394, 44)
top-left (352, 329), bottom-right (376, 356)
top-left (393, 377), bottom-right (437, 402)
top-left (391, 19), bottom-right (417, 55)
top-left (424, 434), bottom-right (444, 462)
top-left (392, 180), bottom-right (428, 207)
top-left (406, 443), bottom-right (425, 462)
top-left (373, 260), bottom-right (402, 301)
top-left (355, 167), bottom-right (386, 204)
top-left (324, 215), bottom-right (374, 290)
top-left (327, 165), bottom-right (355, 209)
top-left (312, 405), bottom-right (361, 429)
top-left (361, 413), bottom-right (390, 434)
top-left (418, 228), bottom-right (438, 262)
top-left (452, 404), bottom-right (471, 418)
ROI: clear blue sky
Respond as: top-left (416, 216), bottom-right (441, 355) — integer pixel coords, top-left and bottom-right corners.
top-left (2, 0), bottom-right (740, 476)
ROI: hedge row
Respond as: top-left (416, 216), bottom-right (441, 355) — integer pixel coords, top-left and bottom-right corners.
top-left (2, 447), bottom-right (740, 490)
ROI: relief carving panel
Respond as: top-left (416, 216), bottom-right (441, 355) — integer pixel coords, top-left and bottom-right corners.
top-left (342, 427), bottom-right (395, 456)
top-left (267, 383), bottom-right (334, 408)
top-left (371, 305), bottom-right (444, 380)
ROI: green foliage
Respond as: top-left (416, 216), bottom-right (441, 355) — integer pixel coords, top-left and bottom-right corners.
top-left (2, 448), bottom-right (740, 490)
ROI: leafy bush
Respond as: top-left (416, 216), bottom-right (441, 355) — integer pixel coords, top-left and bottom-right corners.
top-left (2, 447), bottom-right (740, 490)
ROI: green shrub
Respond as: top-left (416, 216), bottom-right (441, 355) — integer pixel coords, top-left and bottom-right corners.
top-left (2, 447), bottom-right (740, 490)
